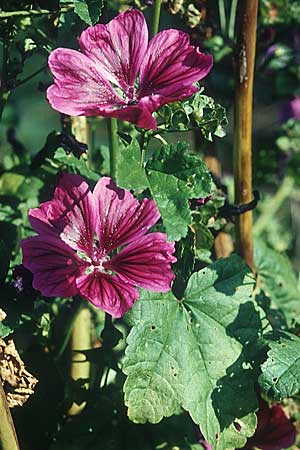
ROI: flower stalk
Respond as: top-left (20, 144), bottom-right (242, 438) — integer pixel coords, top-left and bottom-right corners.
top-left (107, 118), bottom-right (119, 180)
top-left (151, 0), bottom-right (162, 38)
top-left (233, 0), bottom-right (259, 269)
top-left (68, 117), bottom-right (92, 416)
top-left (0, 384), bottom-right (20, 450)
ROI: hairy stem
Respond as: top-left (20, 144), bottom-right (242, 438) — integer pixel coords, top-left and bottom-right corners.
top-left (0, 384), bottom-right (20, 450)
top-left (233, 0), bottom-right (259, 269)
top-left (151, 0), bottom-right (162, 38)
top-left (107, 118), bottom-right (119, 180)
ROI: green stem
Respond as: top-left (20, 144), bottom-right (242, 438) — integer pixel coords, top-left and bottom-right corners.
top-left (0, 384), bottom-right (20, 450)
top-left (228, 0), bottom-right (238, 40)
top-left (254, 177), bottom-right (294, 235)
top-left (54, 300), bottom-right (84, 361)
top-left (15, 64), bottom-right (47, 88)
top-left (218, 0), bottom-right (227, 36)
top-left (151, 0), bottom-right (162, 38)
top-left (0, 7), bottom-right (73, 19)
top-left (0, 41), bottom-right (9, 122)
top-left (107, 118), bottom-right (119, 180)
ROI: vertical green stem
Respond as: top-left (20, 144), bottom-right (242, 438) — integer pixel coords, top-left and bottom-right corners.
top-left (107, 118), bottom-right (119, 180)
top-left (228, 0), bottom-right (238, 40)
top-left (0, 41), bottom-right (9, 122)
top-left (0, 384), bottom-right (20, 450)
top-left (218, 0), bottom-right (227, 36)
top-left (68, 117), bottom-right (92, 416)
top-left (233, 0), bottom-right (259, 270)
top-left (151, 0), bottom-right (162, 38)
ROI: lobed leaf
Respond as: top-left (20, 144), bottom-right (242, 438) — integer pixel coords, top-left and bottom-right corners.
top-left (254, 239), bottom-right (300, 326)
top-left (123, 255), bottom-right (264, 450)
top-left (259, 331), bottom-right (300, 401)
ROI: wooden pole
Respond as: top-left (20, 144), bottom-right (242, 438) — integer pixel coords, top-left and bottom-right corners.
top-left (0, 384), bottom-right (20, 450)
top-left (233, 0), bottom-right (259, 269)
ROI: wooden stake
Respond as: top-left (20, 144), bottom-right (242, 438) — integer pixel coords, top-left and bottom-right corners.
top-left (233, 0), bottom-right (259, 269)
top-left (0, 384), bottom-right (20, 450)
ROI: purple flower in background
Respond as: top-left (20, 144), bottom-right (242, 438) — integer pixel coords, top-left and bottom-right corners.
top-left (47, 9), bottom-right (213, 130)
top-left (21, 174), bottom-right (176, 317)
top-left (243, 400), bottom-right (297, 450)
top-left (196, 399), bottom-right (296, 450)
top-left (280, 96), bottom-right (300, 122)
top-left (12, 265), bottom-right (34, 295)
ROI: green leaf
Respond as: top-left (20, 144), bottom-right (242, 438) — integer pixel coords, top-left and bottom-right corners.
top-left (73, 0), bottom-right (104, 25)
top-left (147, 142), bottom-right (212, 199)
top-left (53, 148), bottom-right (100, 182)
top-left (259, 331), bottom-right (300, 400)
top-left (116, 139), bottom-right (148, 192)
top-left (191, 93), bottom-right (228, 141)
top-left (117, 141), bottom-right (212, 241)
top-left (147, 171), bottom-right (192, 241)
top-left (254, 239), bottom-right (300, 326)
top-left (123, 255), bottom-right (264, 450)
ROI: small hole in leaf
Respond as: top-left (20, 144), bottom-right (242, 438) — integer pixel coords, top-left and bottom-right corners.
top-left (278, 282), bottom-right (283, 288)
top-left (173, 373), bottom-right (177, 377)
top-left (234, 422), bottom-right (241, 432)
top-left (273, 377), bottom-right (278, 383)
top-left (151, 325), bottom-right (156, 331)
top-left (215, 433), bottom-right (219, 441)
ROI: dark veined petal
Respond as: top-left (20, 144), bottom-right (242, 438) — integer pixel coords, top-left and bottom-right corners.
top-left (76, 272), bottom-right (139, 318)
top-left (29, 173), bottom-right (96, 253)
top-left (139, 29), bottom-right (213, 99)
top-left (22, 236), bottom-right (85, 298)
top-left (79, 9), bottom-right (148, 92)
top-left (47, 48), bottom-right (126, 116)
top-left (107, 232), bottom-right (176, 291)
top-left (93, 177), bottom-right (160, 251)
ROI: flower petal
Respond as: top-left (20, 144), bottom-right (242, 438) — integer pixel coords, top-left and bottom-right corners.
top-left (22, 236), bottom-right (85, 297)
top-left (94, 177), bottom-right (160, 251)
top-left (105, 101), bottom-right (158, 129)
top-left (107, 232), bottom-right (176, 291)
top-left (79, 9), bottom-right (148, 91)
top-left (139, 29), bottom-right (213, 100)
top-left (76, 272), bottom-right (139, 317)
top-left (29, 173), bottom-right (96, 253)
top-left (47, 48), bottom-right (125, 116)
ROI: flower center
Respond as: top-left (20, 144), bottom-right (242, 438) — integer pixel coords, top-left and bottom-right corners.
top-left (77, 244), bottom-right (111, 275)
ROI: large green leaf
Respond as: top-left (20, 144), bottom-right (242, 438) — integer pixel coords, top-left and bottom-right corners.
top-left (117, 141), bottom-right (212, 241)
top-left (259, 331), bottom-right (300, 400)
top-left (147, 143), bottom-right (212, 199)
top-left (254, 239), bottom-right (300, 326)
top-left (123, 255), bottom-right (264, 450)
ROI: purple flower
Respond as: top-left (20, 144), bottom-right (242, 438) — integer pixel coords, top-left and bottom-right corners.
top-left (243, 400), bottom-right (296, 450)
top-left (21, 173), bottom-right (176, 317)
top-left (12, 265), bottom-right (34, 295)
top-left (280, 96), bottom-right (300, 122)
top-left (46, 9), bottom-right (213, 130)
top-left (196, 399), bottom-right (296, 450)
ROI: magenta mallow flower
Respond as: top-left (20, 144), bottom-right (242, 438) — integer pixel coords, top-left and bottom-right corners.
top-left (46, 9), bottom-right (213, 130)
top-left (21, 173), bottom-right (176, 317)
